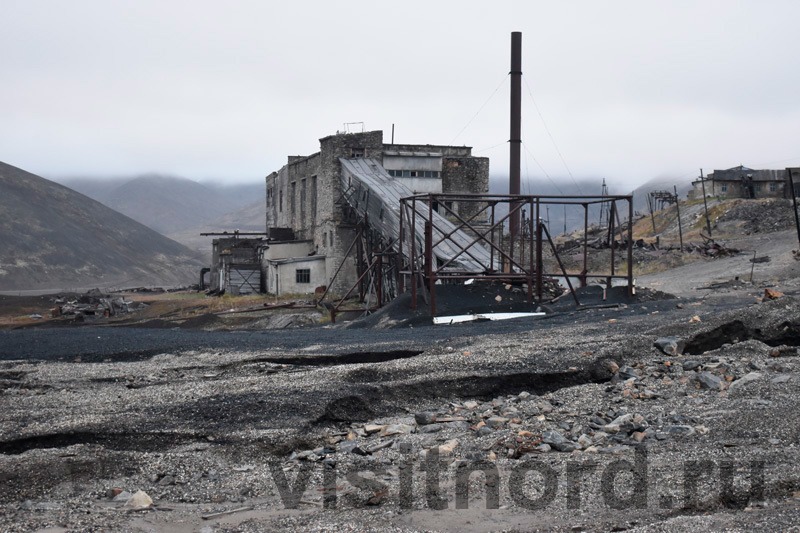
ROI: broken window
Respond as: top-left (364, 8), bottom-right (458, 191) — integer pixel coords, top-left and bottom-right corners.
top-left (296, 269), bottom-right (311, 283)
top-left (290, 182), bottom-right (296, 215)
top-left (311, 176), bottom-right (317, 221)
top-left (279, 189), bottom-right (283, 212)
top-left (351, 148), bottom-right (365, 158)
top-left (770, 182), bottom-right (776, 192)
top-left (300, 179), bottom-right (307, 221)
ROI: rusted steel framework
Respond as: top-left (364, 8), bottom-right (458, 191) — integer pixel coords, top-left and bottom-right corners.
top-left (317, 217), bottom-right (399, 324)
top-left (650, 190), bottom-right (678, 211)
top-left (398, 193), bottom-right (634, 316)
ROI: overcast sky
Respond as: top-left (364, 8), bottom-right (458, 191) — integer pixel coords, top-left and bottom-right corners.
top-left (2, 1), bottom-right (800, 190)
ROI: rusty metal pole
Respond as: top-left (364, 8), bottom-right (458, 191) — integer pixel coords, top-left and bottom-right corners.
top-left (535, 199), bottom-right (543, 301)
top-left (376, 253), bottom-right (383, 308)
top-left (357, 233), bottom-right (364, 303)
top-left (425, 221), bottom-right (435, 316)
top-left (509, 32), bottom-right (522, 268)
top-left (410, 199), bottom-right (417, 310)
top-left (788, 168), bottom-right (800, 247)
top-left (398, 203), bottom-right (405, 295)
top-left (582, 203), bottom-right (588, 287)
top-left (608, 201), bottom-right (616, 290)
top-left (627, 197), bottom-right (634, 297)
top-left (528, 198), bottom-right (534, 302)
top-left (700, 169), bottom-right (712, 237)
top-left (520, 209), bottom-right (526, 269)
top-left (490, 203), bottom-right (496, 270)
top-left (674, 185), bottom-right (684, 252)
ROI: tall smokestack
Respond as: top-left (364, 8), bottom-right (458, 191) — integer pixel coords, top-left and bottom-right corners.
top-left (509, 32), bottom-right (522, 250)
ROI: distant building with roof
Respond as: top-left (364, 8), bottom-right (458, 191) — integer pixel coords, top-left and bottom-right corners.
top-left (689, 165), bottom-right (790, 200)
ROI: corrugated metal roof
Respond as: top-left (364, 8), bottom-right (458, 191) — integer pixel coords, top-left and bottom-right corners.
top-left (340, 158), bottom-right (492, 273)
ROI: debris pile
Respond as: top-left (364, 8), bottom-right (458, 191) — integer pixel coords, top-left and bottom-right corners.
top-left (49, 289), bottom-right (146, 320)
top-left (684, 238), bottom-right (740, 257)
top-left (717, 198), bottom-right (795, 234)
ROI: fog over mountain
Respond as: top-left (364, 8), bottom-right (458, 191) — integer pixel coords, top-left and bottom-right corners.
top-left (0, 162), bottom-right (204, 291)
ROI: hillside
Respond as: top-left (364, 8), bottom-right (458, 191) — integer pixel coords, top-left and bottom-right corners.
top-left (84, 174), bottom-right (241, 234)
top-left (167, 198), bottom-right (266, 258)
top-left (0, 162), bottom-right (204, 291)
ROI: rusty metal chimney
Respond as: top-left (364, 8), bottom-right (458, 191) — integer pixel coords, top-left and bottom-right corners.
top-left (509, 31), bottom-right (522, 248)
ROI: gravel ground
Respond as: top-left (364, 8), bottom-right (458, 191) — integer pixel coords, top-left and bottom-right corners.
top-left (1, 280), bottom-right (800, 531)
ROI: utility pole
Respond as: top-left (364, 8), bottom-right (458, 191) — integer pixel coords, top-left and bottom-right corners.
top-left (674, 185), bottom-right (683, 252)
top-left (546, 206), bottom-right (550, 234)
top-left (700, 168), bottom-right (712, 237)
top-left (647, 193), bottom-right (656, 233)
top-left (563, 205), bottom-right (567, 235)
top-left (599, 178), bottom-right (609, 227)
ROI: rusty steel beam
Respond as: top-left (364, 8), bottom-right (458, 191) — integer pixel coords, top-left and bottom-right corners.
top-left (509, 31), bottom-right (522, 252)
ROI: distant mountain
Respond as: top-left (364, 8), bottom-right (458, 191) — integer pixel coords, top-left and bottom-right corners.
top-left (55, 175), bottom-right (264, 236)
top-left (199, 181), bottom-right (265, 208)
top-left (167, 198), bottom-right (266, 259)
top-left (0, 162), bottom-right (204, 291)
top-left (489, 174), bottom-right (695, 234)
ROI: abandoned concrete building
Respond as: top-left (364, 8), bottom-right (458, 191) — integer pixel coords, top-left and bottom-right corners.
top-left (207, 234), bottom-right (266, 295)
top-left (689, 165), bottom-right (791, 200)
top-left (262, 129), bottom-right (490, 295)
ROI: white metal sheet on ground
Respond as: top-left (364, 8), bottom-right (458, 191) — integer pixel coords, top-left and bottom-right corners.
top-left (433, 312), bottom-right (545, 325)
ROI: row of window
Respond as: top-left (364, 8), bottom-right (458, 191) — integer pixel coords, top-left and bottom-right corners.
top-left (720, 182), bottom-right (776, 192)
top-left (268, 176), bottom-right (318, 215)
top-left (387, 170), bottom-right (440, 178)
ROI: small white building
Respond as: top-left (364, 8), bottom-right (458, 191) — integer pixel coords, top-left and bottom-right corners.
top-left (261, 241), bottom-right (326, 296)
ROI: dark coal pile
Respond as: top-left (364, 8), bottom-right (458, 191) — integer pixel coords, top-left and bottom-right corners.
top-left (718, 198), bottom-right (795, 234)
top-left (178, 313), bottom-right (224, 330)
top-left (347, 279), bottom-right (563, 329)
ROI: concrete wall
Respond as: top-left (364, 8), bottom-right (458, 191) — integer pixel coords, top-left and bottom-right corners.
top-left (265, 256), bottom-right (326, 296)
top-left (689, 179), bottom-right (787, 199)
top-left (264, 240), bottom-right (314, 260)
top-left (441, 155), bottom-right (490, 222)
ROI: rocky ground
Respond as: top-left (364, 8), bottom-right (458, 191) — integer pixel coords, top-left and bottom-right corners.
top-left (2, 202), bottom-right (800, 532)
top-left (1, 276), bottom-right (800, 531)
